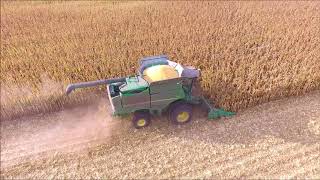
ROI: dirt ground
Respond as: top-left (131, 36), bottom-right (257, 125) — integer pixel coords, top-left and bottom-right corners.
top-left (1, 91), bottom-right (320, 179)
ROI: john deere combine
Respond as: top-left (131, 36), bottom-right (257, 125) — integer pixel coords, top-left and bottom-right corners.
top-left (66, 55), bottom-right (234, 129)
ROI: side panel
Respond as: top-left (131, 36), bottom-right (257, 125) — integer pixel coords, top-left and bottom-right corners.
top-left (149, 78), bottom-right (185, 109)
top-left (110, 96), bottom-right (122, 114)
top-left (121, 88), bottom-right (150, 110)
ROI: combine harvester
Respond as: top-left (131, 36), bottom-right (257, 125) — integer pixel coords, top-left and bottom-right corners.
top-left (66, 55), bottom-right (235, 129)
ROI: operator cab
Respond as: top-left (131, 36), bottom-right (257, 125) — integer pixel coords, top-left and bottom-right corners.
top-left (119, 75), bottom-right (149, 95)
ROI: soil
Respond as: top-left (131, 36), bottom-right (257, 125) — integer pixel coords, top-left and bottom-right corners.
top-left (1, 91), bottom-right (319, 179)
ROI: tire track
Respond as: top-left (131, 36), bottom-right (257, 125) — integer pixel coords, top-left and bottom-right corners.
top-left (1, 137), bottom-right (111, 168)
top-left (298, 165), bottom-right (320, 178)
top-left (148, 141), bottom-right (285, 178)
top-left (2, 133), bottom-right (111, 158)
top-left (243, 143), bottom-right (320, 177)
top-left (267, 150), bottom-right (320, 178)
top-left (287, 154), bottom-right (320, 178)
top-left (208, 142), bottom-right (300, 178)
top-left (90, 137), bottom-right (281, 170)
top-left (87, 140), bottom-right (273, 179)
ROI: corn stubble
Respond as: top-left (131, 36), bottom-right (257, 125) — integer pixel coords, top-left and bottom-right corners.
top-left (1, 1), bottom-right (320, 120)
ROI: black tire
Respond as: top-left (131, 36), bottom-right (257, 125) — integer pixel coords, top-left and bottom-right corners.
top-left (169, 102), bottom-right (193, 124)
top-left (132, 111), bottom-right (151, 129)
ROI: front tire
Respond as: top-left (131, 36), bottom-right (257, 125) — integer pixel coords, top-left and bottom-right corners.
top-left (169, 102), bottom-right (193, 124)
top-left (132, 111), bottom-right (151, 129)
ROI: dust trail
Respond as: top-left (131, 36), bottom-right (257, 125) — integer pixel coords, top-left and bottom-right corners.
top-left (1, 83), bottom-right (130, 168)
top-left (1, 74), bottom-right (105, 120)
top-left (1, 74), bottom-right (63, 105)
top-left (1, 74), bottom-right (66, 120)
top-left (56, 99), bottom-right (125, 145)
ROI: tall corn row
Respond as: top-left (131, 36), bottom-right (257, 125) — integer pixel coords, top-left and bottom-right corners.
top-left (1, 1), bottom-right (320, 120)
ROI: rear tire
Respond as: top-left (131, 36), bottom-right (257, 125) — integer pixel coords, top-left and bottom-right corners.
top-left (132, 111), bottom-right (151, 129)
top-left (169, 102), bottom-right (193, 124)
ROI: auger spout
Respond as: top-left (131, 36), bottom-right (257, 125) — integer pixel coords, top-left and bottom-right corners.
top-left (66, 77), bottom-right (126, 95)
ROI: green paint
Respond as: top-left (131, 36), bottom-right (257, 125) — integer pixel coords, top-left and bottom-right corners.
top-left (120, 76), bottom-right (149, 95)
top-left (208, 109), bottom-right (235, 119)
top-left (200, 96), bottom-right (235, 119)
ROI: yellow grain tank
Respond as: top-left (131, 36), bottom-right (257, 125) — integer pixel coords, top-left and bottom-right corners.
top-left (143, 65), bottom-right (179, 83)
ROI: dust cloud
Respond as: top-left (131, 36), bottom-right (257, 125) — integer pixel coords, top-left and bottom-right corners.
top-left (56, 99), bottom-right (125, 145)
top-left (1, 74), bottom-right (63, 104)
top-left (1, 98), bottom-right (128, 168)
top-left (1, 76), bottom-right (129, 168)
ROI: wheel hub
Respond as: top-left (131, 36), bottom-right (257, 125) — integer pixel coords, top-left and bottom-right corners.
top-left (137, 119), bottom-right (146, 127)
top-left (177, 111), bottom-right (190, 122)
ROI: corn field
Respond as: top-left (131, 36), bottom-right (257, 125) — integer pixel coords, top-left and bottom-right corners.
top-left (1, 1), bottom-right (320, 120)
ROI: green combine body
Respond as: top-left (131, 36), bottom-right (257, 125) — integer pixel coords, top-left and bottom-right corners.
top-left (66, 55), bottom-right (235, 129)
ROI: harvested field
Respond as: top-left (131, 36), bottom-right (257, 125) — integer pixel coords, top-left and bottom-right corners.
top-left (1, 1), bottom-right (320, 120)
top-left (1, 91), bottom-right (320, 179)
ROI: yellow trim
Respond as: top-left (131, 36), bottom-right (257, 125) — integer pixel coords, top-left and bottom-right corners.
top-left (137, 119), bottom-right (146, 127)
top-left (177, 111), bottom-right (190, 122)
